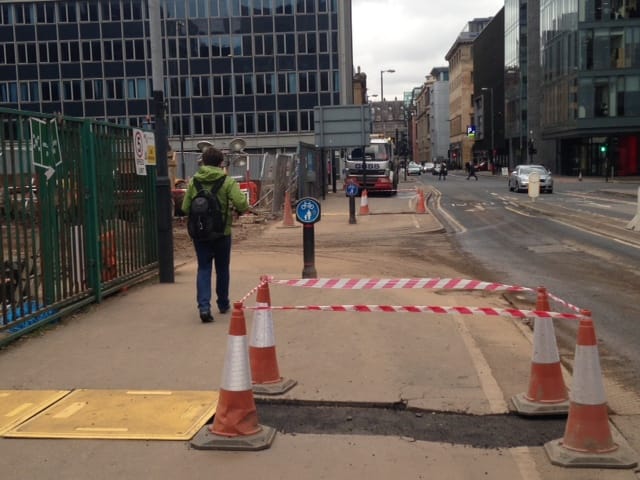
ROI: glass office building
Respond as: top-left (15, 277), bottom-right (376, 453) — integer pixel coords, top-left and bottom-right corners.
top-left (0, 0), bottom-right (352, 152)
top-left (540, 0), bottom-right (640, 176)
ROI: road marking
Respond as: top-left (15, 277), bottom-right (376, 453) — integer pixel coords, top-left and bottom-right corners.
top-left (510, 447), bottom-right (543, 480)
top-left (505, 206), bottom-right (534, 217)
top-left (453, 315), bottom-right (509, 414)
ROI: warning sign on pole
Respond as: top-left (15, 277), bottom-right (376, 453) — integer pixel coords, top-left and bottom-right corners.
top-left (133, 129), bottom-right (156, 175)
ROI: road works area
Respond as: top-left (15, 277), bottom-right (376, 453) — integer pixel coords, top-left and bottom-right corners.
top-left (1, 179), bottom-right (639, 480)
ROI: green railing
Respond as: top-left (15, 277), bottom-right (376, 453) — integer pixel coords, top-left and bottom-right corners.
top-left (0, 108), bottom-right (158, 345)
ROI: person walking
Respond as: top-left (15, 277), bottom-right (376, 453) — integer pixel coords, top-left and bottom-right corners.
top-left (438, 162), bottom-right (448, 181)
top-left (181, 147), bottom-right (250, 323)
top-left (467, 162), bottom-right (478, 181)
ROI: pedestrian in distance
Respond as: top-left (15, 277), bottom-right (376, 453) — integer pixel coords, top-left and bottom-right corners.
top-left (438, 162), bottom-right (448, 181)
top-left (467, 162), bottom-right (478, 180)
top-left (181, 147), bottom-right (250, 323)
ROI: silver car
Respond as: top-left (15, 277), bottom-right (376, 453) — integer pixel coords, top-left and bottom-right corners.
top-left (508, 164), bottom-right (554, 193)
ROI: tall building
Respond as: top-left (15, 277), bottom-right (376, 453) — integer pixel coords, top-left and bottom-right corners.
top-left (540, 0), bottom-right (640, 176)
top-left (445, 18), bottom-right (492, 169)
top-left (0, 0), bottom-right (353, 154)
top-left (472, 9), bottom-right (505, 168)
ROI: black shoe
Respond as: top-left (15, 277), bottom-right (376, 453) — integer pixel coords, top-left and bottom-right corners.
top-left (200, 311), bottom-right (214, 323)
top-left (219, 307), bottom-right (230, 314)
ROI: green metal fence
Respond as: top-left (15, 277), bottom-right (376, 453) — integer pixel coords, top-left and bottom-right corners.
top-left (0, 108), bottom-right (158, 345)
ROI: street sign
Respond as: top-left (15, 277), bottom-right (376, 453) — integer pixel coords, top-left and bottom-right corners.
top-left (345, 183), bottom-right (358, 197)
top-left (295, 197), bottom-right (321, 224)
top-left (314, 105), bottom-right (371, 148)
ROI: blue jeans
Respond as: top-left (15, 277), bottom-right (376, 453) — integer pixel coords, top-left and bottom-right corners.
top-left (194, 235), bottom-right (232, 314)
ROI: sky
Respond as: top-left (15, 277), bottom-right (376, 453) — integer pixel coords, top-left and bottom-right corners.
top-left (351, 0), bottom-right (504, 102)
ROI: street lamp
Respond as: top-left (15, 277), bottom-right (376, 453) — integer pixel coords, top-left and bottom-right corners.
top-left (177, 21), bottom-right (186, 179)
top-left (380, 69), bottom-right (395, 137)
top-left (481, 87), bottom-right (494, 169)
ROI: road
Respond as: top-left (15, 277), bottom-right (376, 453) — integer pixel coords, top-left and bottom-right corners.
top-left (420, 171), bottom-right (640, 394)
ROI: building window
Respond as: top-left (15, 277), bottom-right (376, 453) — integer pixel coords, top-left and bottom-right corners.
top-left (17, 43), bottom-right (37, 63)
top-left (84, 80), bottom-right (104, 100)
top-left (300, 110), bottom-right (314, 131)
top-left (36, 3), bottom-right (57, 23)
top-left (278, 73), bottom-right (298, 93)
top-left (236, 113), bottom-right (255, 133)
top-left (79, 2), bottom-right (99, 22)
top-left (0, 83), bottom-right (19, 102)
top-left (106, 79), bottom-right (125, 99)
top-left (254, 34), bottom-right (274, 55)
top-left (57, 2), bottom-right (77, 23)
top-left (1, 4), bottom-right (14, 25)
top-left (214, 113), bottom-right (233, 134)
top-left (19, 81), bottom-right (39, 102)
top-left (41, 81), bottom-right (61, 102)
top-left (234, 74), bottom-right (254, 95)
top-left (257, 112), bottom-right (276, 132)
top-left (213, 75), bottom-right (232, 96)
top-left (274, 0), bottom-right (295, 14)
top-left (279, 111), bottom-right (298, 132)
top-left (256, 73), bottom-right (275, 94)
top-left (298, 72), bottom-right (317, 93)
top-left (62, 80), bottom-right (82, 101)
top-left (276, 34), bottom-right (295, 54)
top-left (254, 0), bottom-right (273, 15)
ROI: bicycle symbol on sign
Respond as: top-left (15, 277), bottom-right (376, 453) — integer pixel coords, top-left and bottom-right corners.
top-left (295, 197), bottom-right (321, 224)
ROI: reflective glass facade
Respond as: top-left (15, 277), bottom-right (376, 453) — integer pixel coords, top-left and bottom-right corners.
top-left (0, 0), bottom-right (347, 151)
top-left (540, 0), bottom-right (640, 175)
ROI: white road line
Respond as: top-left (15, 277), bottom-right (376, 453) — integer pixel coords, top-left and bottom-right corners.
top-left (453, 315), bottom-right (509, 414)
top-left (509, 447), bottom-right (543, 480)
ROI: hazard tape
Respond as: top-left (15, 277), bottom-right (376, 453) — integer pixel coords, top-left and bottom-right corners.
top-left (547, 291), bottom-right (582, 314)
top-left (270, 277), bottom-right (533, 292)
top-left (241, 304), bottom-right (584, 320)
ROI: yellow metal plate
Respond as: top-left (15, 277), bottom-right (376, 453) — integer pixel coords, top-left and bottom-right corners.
top-left (0, 390), bottom-right (71, 435)
top-left (4, 389), bottom-right (218, 440)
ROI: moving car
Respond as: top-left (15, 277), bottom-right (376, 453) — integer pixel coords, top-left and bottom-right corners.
top-left (508, 164), bottom-right (554, 193)
top-left (407, 161), bottom-right (422, 176)
top-left (422, 161), bottom-right (435, 173)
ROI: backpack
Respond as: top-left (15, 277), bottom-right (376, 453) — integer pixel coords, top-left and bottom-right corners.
top-left (187, 176), bottom-right (227, 242)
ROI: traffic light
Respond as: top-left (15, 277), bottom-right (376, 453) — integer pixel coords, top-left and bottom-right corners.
top-left (600, 144), bottom-right (608, 154)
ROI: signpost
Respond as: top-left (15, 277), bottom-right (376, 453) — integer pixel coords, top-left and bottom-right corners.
top-left (295, 197), bottom-right (321, 278)
top-left (345, 182), bottom-right (358, 224)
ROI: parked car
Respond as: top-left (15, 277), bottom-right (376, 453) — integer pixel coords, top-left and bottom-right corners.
top-left (407, 162), bottom-right (422, 176)
top-left (508, 164), bottom-right (554, 193)
top-left (422, 162), bottom-right (435, 173)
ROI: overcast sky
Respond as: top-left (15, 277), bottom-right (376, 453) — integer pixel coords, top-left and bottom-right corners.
top-left (351, 0), bottom-right (504, 102)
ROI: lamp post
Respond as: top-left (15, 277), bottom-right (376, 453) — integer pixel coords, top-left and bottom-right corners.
top-left (177, 20), bottom-right (186, 179)
top-left (481, 87), bottom-right (494, 170)
top-left (380, 69), bottom-right (395, 137)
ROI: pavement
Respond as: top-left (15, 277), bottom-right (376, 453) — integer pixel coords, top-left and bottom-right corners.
top-left (1, 176), bottom-right (639, 480)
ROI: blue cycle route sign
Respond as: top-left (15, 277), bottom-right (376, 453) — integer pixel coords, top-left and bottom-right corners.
top-left (345, 182), bottom-right (358, 197)
top-left (295, 197), bottom-right (321, 224)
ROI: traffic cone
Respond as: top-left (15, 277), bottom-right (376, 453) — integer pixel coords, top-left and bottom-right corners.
top-left (544, 310), bottom-right (638, 468)
top-left (249, 276), bottom-right (297, 395)
top-left (279, 190), bottom-right (298, 228)
top-left (511, 287), bottom-right (569, 416)
top-left (190, 302), bottom-right (276, 451)
top-left (415, 188), bottom-right (426, 214)
top-left (359, 189), bottom-right (370, 215)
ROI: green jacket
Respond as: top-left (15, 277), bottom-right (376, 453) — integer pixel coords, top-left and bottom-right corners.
top-left (181, 166), bottom-right (250, 236)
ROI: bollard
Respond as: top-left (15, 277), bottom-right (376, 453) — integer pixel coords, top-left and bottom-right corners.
top-left (626, 186), bottom-right (640, 231)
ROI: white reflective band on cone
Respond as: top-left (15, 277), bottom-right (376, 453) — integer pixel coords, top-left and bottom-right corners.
top-left (221, 335), bottom-right (252, 391)
top-left (250, 302), bottom-right (275, 348)
top-left (532, 318), bottom-right (561, 364)
top-left (570, 345), bottom-right (607, 405)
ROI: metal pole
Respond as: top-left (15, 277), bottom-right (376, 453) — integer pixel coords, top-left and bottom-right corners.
top-left (149, 0), bottom-right (174, 283)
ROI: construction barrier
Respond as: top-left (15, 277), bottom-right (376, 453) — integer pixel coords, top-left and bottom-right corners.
top-left (544, 311), bottom-right (638, 468)
top-left (190, 302), bottom-right (276, 451)
top-left (234, 276), bottom-right (638, 468)
top-left (359, 189), bottom-right (370, 215)
top-left (415, 187), bottom-right (426, 214)
top-left (279, 190), bottom-right (297, 228)
top-left (249, 276), bottom-right (297, 395)
top-left (511, 287), bottom-right (570, 415)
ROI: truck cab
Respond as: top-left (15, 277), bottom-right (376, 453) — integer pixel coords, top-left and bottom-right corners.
top-left (344, 137), bottom-right (398, 196)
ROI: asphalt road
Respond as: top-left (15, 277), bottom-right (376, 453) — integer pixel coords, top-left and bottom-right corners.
top-left (422, 171), bottom-right (640, 393)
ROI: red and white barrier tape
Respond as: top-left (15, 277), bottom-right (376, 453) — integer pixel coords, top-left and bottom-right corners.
top-left (547, 291), bottom-right (582, 313)
top-left (270, 277), bottom-right (533, 292)
top-left (242, 304), bottom-right (584, 320)
top-left (238, 276), bottom-right (272, 305)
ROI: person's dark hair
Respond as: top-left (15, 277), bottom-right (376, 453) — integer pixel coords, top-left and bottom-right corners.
top-left (201, 147), bottom-right (225, 167)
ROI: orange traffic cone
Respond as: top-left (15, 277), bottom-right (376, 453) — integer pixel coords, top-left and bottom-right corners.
top-left (415, 188), bottom-right (427, 214)
top-left (249, 276), bottom-right (297, 395)
top-left (280, 190), bottom-right (298, 228)
top-left (359, 189), bottom-right (370, 215)
top-left (544, 310), bottom-right (638, 468)
top-left (511, 287), bottom-right (569, 416)
top-left (190, 302), bottom-right (276, 451)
